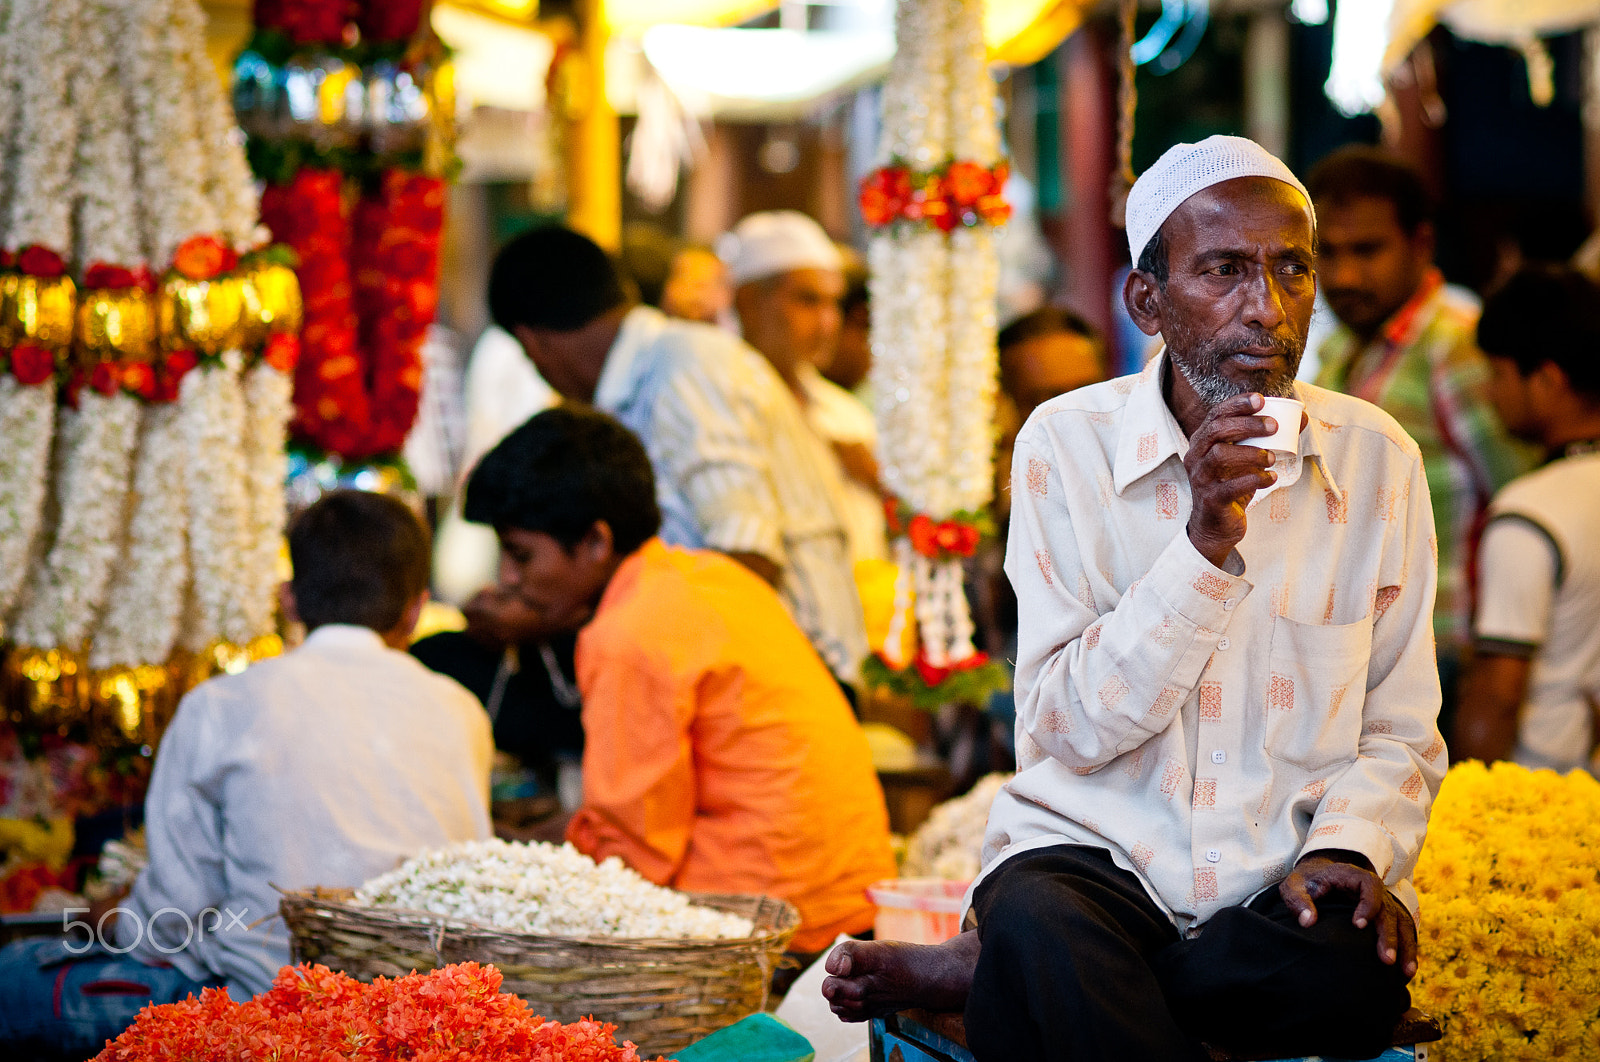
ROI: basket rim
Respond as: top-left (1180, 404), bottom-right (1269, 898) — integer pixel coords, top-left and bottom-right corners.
top-left (279, 887), bottom-right (800, 951)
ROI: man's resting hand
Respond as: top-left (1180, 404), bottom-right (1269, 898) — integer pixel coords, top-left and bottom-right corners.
top-left (1280, 851), bottom-right (1418, 980)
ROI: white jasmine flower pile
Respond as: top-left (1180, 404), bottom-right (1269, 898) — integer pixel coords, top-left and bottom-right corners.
top-left (901, 773), bottom-right (1011, 880)
top-left (354, 839), bottom-right (756, 940)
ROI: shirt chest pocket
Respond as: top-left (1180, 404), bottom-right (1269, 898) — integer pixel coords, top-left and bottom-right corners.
top-left (1263, 614), bottom-right (1372, 771)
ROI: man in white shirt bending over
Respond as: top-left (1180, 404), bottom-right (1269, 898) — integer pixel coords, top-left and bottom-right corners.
top-left (824, 136), bottom-right (1446, 1062)
top-left (0, 490), bottom-right (492, 1057)
top-left (1456, 265), bottom-right (1600, 773)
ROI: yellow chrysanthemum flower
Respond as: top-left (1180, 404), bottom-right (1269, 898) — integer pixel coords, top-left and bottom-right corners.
top-left (1411, 762), bottom-right (1600, 1061)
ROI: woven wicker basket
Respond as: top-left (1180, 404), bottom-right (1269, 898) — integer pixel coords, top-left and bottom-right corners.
top-left (279, 887), bottom-right (800, 1057)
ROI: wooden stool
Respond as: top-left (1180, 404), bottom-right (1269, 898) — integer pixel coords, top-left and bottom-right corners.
top-left (870, 1007), bottom-right (1442, 1062)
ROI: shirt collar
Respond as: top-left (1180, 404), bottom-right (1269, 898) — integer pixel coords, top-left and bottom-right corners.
top-left (593, 305), bottom-right (667, 412)
top-left (1112, 351), bottom-right (1336, 496)
top-left (1379, 267), bottom-right (1444, 352)
top-left (302, 624), bottom-right (389, 653)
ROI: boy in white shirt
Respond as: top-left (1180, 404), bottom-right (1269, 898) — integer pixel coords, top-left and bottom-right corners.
top-left (0, 490), bottom-right (492, 1057)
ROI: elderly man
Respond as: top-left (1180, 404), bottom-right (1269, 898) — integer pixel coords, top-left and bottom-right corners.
top-left (722, 210), bottom-right (887, 563)
top-left (488, 226), bottom-right (867, 690)
top-left (824, 136), bottom-right (1446, 1062)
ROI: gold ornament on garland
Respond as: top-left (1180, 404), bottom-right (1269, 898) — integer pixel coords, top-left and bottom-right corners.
top-left (1, 271), bottom-right (77, 353)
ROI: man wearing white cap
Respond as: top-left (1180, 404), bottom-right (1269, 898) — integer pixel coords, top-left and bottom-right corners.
top-left (720, 211), bottom-right (887, 563)
top-left (824, 136), bottom-right (1445, 1061)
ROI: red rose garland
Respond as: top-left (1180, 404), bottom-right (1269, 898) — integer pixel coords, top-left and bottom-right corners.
top-left (252, 0), bottom-right (352, 47)
top-left (261, 167), bottom-right (442, 459)
top-left (260, 167), bottom-right (368, 456)
top-left (254, 0), bottom-right (428, 47)
top-left (357, 0), bottom-right (428, 43)
top-left (350, 170), bottom-right (440, 457)
top-left (860, 160), bottom-right (1012, 231)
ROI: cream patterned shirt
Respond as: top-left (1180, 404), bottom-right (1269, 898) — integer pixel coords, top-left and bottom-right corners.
top-left (978, 354), bottom-right (1447, 935)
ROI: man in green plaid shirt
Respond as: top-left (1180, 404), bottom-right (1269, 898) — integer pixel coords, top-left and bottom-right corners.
top-left (1309, 146), bottom-right (1534, 738)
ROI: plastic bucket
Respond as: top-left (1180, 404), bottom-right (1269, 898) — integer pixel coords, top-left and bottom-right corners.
top-left (866, 878), bottom-right (970, 945)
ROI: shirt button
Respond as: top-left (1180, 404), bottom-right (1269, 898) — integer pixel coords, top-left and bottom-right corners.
top-left (1222, 598), bottom-right (1236, 611)
top-left (1217, 637), bottom-right (1231, 650)
top-left (1206, 849), bottom-right (1221, 863)
top-left (1211, 749), bottom-right (1226, 764)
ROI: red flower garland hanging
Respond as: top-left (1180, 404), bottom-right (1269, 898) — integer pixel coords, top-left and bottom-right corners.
top-left (350, 169), bottom-right (441, 457)
top-left (259, 167), bottom-right (370, 456)
top-left (260, 167), bottom-right (443, 460)
top-left (860, 159), bottom-right (1012, 231)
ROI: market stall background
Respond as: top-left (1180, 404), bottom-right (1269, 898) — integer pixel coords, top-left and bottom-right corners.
top-left (2, 0), bottom-right (1600, 1057)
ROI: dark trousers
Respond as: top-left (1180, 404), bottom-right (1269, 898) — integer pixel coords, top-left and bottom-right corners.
top-left (964, 845), bottom-right (1411, 1062)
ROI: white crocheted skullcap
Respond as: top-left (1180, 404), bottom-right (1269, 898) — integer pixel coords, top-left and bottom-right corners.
top-left (1125, 134), bottom-right (1314, 265)
top-left (717, 210), bottom-right (843, 287)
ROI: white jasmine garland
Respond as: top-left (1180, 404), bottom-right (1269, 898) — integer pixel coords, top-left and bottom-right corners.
top-left (0, 378), bottom-right (57, 624)
top-left (120, 0), bottom-right (217, 268)
top-left (177, 357), bottom-right (252, 651)
top-left (0, 0), bottom-right (20, 245)
top-left (91, 403), bottom-right (190, 669)
top-left (238, 360), bottom-right (292, 642)
top-left (4, 0), bottom-right (83, 253)
top-left (869, 0), bottom-right (1001, 672)
top-left (7, 0), bottom-right (151, 652)
top-left (175, 0), bottom-right (258, 250)
top-left (75, 0), bottom-right (145, 272)
top-left (355, 839), bottom-right (757, 940)
top-left (7, 391), bottom-right (141, 649)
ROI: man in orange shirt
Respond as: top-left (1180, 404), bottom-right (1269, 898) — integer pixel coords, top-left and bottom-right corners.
top-left (464, 405), bottom-right (896, 953)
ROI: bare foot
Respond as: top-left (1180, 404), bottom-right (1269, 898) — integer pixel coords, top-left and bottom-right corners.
top-left (820, 930), bottom-right (980, 1022)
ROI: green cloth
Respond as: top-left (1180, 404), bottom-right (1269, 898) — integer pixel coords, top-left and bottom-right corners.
top-left (673, 1013), bottom-right (816, 1062)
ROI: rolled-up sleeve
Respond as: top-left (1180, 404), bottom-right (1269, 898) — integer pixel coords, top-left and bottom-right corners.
top-left (1004, 431), bottom-right (1250, 771)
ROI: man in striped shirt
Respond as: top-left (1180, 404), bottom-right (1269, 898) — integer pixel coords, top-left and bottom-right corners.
top-left (486, 225), bottom-right (867, 690)
top-left (1309, 146), bottom-right (1533, 737)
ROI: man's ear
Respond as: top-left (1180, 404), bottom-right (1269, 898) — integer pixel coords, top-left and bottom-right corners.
top-left (511, 323), bottom-right (544, 362)
top-left (1409, 220), bottom-right (1437, 267)
top-left (1123, 270), bottom-right (1165, 338)
top-left (1529, 359), bottom-right (1570, 403)
top-left (277, 582), bottom-right (300, 627)
top-left (580, 520), bottom-right (616, 565)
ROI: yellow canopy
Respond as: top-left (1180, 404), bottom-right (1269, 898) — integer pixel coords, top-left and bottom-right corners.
top-left (468, 0), bottom-right (1086, 63)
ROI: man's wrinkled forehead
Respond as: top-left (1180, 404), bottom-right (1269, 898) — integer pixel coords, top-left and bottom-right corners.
top-left (1163, 177), bottom-right (1317, 255)
top-left (1126, 135), bottom-right (1315, 263)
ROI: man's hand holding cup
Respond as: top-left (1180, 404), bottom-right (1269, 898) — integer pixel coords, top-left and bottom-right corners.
top-left (1184, 393), bottom-right (1306, 570)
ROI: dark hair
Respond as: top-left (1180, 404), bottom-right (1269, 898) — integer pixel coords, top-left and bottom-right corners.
top-left (620, 222), bottom-right (682, 308)
top-left (488, 225), bottom-right (630, 334)
top-left (1307, 145), bottom-right (1435, 235)
top-left (841, 256), bottom-right (870, 317)
top-left (1135, 227), bottom-right (1169, 286)
top-left (464, 405), bottom-right (662, 555)
top-left (1478, 265), bottom-right (1600, 402)
top-left (998, 306), bottom-right (1102, 353)
top-left (288, 490), bottom-right (431, 632)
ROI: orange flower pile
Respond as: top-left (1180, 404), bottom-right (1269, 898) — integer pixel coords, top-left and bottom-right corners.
top-left (859, 160), bottom-right (1011, 232)
top-left (95, 961), bottom-right (674, 1062)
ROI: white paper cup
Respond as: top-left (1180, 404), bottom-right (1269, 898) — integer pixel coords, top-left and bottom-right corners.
top-left (1242, 396), bottom-right (1304, 453)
